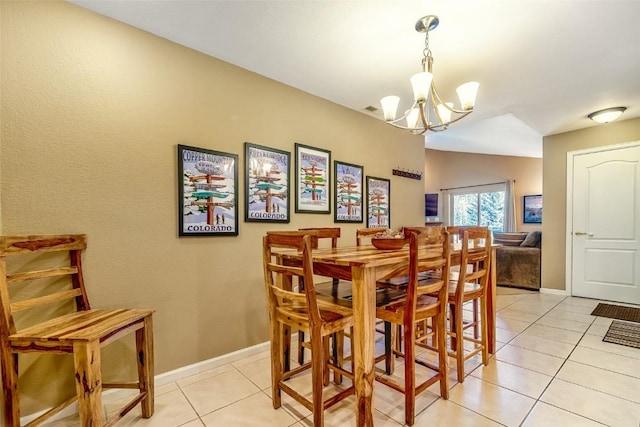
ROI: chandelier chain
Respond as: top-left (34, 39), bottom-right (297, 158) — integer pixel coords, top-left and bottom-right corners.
top-left (422, 32), bottom-right (432, 71)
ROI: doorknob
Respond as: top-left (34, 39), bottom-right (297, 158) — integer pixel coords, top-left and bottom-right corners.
top-left (574, 232), bottom-right (593, 236)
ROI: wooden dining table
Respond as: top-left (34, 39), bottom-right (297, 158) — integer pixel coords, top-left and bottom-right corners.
top-left (280, 243), bottom-right (498, 427)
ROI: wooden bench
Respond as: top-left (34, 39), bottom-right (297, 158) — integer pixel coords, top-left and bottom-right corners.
top-left (0, 234), bottom-right (155, 426)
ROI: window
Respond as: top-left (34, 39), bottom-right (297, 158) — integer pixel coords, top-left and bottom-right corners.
top-left (448, 183), bottom-right (505, 231)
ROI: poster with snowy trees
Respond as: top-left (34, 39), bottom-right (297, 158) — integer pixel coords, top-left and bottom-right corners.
top-left (295, 143), bottom-right (331, 214)
top-left (366, 176), bottom-right (391, 228)
top-left (244, 142), bottom-right (290, 223)
top-left (334, 161), bottom-right (364, 223)
top-left (178, 144), bottom-right (238, 236)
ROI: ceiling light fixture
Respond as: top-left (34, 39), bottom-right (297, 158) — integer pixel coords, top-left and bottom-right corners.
top-left (380, 15), bottom-right (479, 135)
top-left (587, 107), bottom-right (627, 124)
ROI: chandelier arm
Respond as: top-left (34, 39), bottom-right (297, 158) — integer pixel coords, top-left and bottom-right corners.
top-left (430, 85), bottom-right (445, 125)
top-left (418, 100), bottom-right (430, 130)
top-left (384, 100), bottom-right (472, 134)
top-left (430, 82), bottom-right (471, 114)
top-left (385, 113), bottom-right (470, 134)
top-left (424, 126), bottom-right (447, 133)
top-left (384, 100), bottom-right (432, 135)
top-left (430, 82), bottom-right (446, 106)
top-left (385, 107), bottom-right (471, 133)
top-left (383, 121), bottom-right (429, 135)
top-left (433, 110), bottom-right (473, 130)
top-left (384, 100), bottom-right (418, 124)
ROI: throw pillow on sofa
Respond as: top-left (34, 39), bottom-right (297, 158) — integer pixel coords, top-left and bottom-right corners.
top-left (493, 232), bottom-right (528, 246)
top-left (520, 231), bottom-right (541, 248)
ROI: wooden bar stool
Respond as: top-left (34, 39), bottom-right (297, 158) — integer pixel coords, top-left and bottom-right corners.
top-left (446, 227), bottom-right (491, 382)
top-left (445, 226), bottom-right (479, 337)
top-left (263, 231), bottom-right (354, 427)
top-left (0, 234), bottom-right (155, 427)
top-left (297, 227), bottom-right (342, 365)
top-left (375, 227), bottom-right (450, 426)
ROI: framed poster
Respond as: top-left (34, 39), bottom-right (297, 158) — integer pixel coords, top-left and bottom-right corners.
top-left (178, 144), bottom-right (238, 236)
top-left (334, 161), bottom-right (364, 223)
top-left (295, 143), bottom-right (331, 214)
top-left (523, 194), bottom-right (542, 224)
top-left (366, 176), bottom-right (390, 228)
top-left (244, 142), bottom-right (290, 223)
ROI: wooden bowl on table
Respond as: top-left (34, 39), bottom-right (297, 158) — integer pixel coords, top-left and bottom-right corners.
top-left (371, 237), bottom-right (408, 250)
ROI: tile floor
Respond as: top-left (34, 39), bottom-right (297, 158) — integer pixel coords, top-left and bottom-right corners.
top-left (49, 287), bottom-right (640, 426)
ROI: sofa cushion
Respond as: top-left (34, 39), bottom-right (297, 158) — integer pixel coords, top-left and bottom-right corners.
top-left (521, 231), bottom-right (542, 248)
top-left (496, 246), bottom-right (541, 289)
top-left (493, 232), bottom-right (528, 246)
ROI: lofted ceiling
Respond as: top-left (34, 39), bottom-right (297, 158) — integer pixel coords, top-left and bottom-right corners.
top-left (68, 0), bottom-right (640, 158)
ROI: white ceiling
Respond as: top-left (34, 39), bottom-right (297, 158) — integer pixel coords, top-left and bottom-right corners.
top-left (69, 0), bottom-right (640, 158)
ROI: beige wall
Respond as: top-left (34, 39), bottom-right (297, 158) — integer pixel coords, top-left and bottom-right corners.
top-left (424, 149), bottom-right (543, 232)
top-left (542, 117), bottom-right (640, 291)
top-left (0, 2), bottom-right (425, 416)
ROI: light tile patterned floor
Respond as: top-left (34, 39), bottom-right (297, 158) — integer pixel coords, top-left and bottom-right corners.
top-left (47, 288), bottom-right (640, 426)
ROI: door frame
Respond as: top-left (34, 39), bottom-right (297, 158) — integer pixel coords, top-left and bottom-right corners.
top-left (565, 139), bottom-right (640, 297)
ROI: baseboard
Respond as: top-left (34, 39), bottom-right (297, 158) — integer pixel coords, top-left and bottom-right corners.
top-left (153, 339), bottom-right (271, 386)
top-left (20, 339), bottom-right (271, 424)
top-left (540, 287), bottom-right (568, 296)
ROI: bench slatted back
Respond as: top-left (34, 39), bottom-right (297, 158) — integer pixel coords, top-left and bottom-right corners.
top-left (0, 234), bottom-right (90, 337)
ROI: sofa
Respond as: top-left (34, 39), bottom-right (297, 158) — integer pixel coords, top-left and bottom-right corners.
top-left (493, 231), bottom-right (541, 290)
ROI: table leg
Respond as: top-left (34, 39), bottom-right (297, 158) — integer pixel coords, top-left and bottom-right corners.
top-left (351, 266), bottom-right (375, 427)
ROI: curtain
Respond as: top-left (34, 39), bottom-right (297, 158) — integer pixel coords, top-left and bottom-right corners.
top-left (441, 190), bottom-right (451, 226)
top-left (503, 179), bottom-right (516, 232)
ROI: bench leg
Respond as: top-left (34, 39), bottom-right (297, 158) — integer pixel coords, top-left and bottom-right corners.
top-left (136, 316), bottom-right (155, 418)
top-left (0, 348), bottom-right (20, 427)
top-left (73, 340), bottom-right (104, 426)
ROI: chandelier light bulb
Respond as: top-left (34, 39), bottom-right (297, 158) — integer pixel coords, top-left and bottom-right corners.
top-left (456, 82), bottom-right (479, 110)
top-left (410, 72), bottom-right (434, 102)
top-left (380, 95), bottom-right (400, 121)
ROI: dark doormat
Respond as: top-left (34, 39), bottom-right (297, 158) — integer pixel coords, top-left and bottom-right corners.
top-left (603, 320), bottom-right (640, 349)
top-left (590, 303), bottom-right (640, 323)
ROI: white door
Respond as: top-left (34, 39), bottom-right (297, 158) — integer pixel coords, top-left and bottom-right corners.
top-left (571, 143), bottom-right (640, 304)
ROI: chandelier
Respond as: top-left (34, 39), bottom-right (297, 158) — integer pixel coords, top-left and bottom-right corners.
top-left (380, 15), bottom-right (479, 135)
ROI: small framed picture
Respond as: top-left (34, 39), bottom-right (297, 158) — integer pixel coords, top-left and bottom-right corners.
top-left (178, 144), bottom-right (238, 236)
top-left (366, 176), bottom-right (391, 228)
top-left (295, 143), bottom-right (331, 214)
top-left (523, 194), bottom-right (542, 224)
top-left (244, 142), bottom-right (290, 223)
top-left (334, 161), bottom-right (364, 223)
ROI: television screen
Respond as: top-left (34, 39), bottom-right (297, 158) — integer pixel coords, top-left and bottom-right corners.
top-left (425, 193), bottom-right (438, 217)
